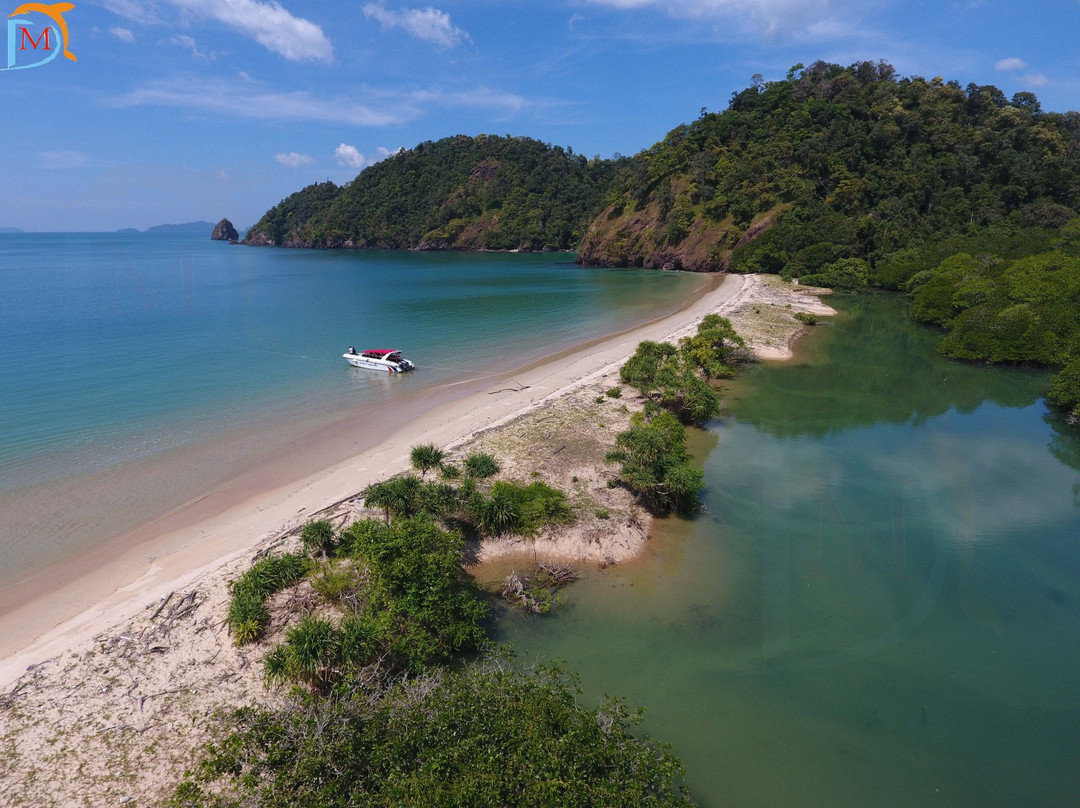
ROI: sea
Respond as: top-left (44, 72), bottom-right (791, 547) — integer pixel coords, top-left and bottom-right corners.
top-left (0, 232), bottom-right (706, 590)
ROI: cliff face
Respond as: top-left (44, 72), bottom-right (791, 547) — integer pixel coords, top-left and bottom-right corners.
top-left (576, 168), bottom-right (780, 271)
top-left (211, 218), bottom-right (239, 241)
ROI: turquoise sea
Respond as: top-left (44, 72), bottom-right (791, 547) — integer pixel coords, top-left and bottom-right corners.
top-left (0, 233), bottom-right (705, 588)
top-left (493, 293), bottom-right (1080, 807)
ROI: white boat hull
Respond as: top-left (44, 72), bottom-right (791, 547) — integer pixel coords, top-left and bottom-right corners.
top-left (343, 352), bottom-right (415, 373)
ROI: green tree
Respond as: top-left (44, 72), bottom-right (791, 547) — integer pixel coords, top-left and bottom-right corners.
top-left (299, 519), bottom-right (336, 561)
top-left (409, 443), bottom-right (445, 479)
top-left (171, 657), bottom-right (694, 808)
top-left (605, 406), bottom-right (704, 516)
top-left (362, 475), bottom-right (423, 522)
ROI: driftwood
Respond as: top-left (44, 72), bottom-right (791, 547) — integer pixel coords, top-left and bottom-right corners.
top-left (501, 563), bottom-right (581, 614)
top-left (501, 572), bottom-right (546, 614)
top-left (98, 590), bottom-right (204, 661)
top-left (150, 591), bottom-right (174, 620)
top-left (536, 562), bottom-right (580, 585)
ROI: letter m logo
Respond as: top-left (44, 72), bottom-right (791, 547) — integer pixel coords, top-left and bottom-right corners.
top-left (18, 25), bottom-right (50, 50)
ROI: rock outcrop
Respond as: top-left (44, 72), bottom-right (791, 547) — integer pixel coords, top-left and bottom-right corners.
top-left (211, 218), bottom-right (239, 241)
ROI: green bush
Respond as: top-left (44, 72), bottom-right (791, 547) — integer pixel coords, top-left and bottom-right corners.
top-left (226, 553), bottom-right (308, 645)
top-left (171, 657), bottom-right (694, 807)
top-left (343, 515), bottom-right (487, 672)
top-left (310, 561), bottom-right (365, 607)
top-left (226, 588), bottom-right (270, 646)
top-left (264, 616), bottom-right (342, 692)
top-left (300, 519), bottom-right (336, 559)
top-left (1048, 357), bottom-right (1080, 417)
top-left (801, 257), bottom-right (869, 291)
top-left (409, 443), bottom-right (446, 478)
top-left (463, 452), bottom-right (500, 479)
top-left (605, 406), bottom-right (704, 516)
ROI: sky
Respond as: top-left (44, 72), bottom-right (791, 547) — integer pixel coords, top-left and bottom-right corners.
top-left (4, 0), bottom-right (1080, 231)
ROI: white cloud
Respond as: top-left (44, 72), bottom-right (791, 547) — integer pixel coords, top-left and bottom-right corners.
top-left (113, 76), bottom-right (535, 130)
top-left (37, 150), bottom-right (87, 169)
top-left (110, 26), bottom-right (135, 42)
top-left (400, 85), bottom-right (527, 115)
top-left (586, 0), bottom-right (876, 39)
top-left (104, 0), bottom-right (332, 62)
top-left (334, 144), bottom-right (401, 171)
top-left (363, 2), bottom-right (470, 47)
top-left (275, 151), bottom-right (315, 167)
top-left (112, 77), bottom-right (531, 126)
top-left (335, 143), bottom-right (367, 169)
top-left (113, 77), bottom-right (404, 126)
top-left (1020, 73), bottom-right (1049, 87)
top-left (995, 57), bottom-right (1026, 72)
top-left (100, 0), bottom-right (163, 25)
top-left (170, 33), bottom-right (217, 61)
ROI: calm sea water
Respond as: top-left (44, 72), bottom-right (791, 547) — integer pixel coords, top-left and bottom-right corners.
top-left (493, 294), bottom-right (1080, 808)
top-left (0, 233), bottom-right (705, 586)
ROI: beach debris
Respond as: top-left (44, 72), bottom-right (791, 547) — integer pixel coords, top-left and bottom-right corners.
top-left (536, 562), bottom-right (580, 586)
top-left (501, 563), bottom-right (580, 614)
top-left (501, 572), bottom-right (545, 613)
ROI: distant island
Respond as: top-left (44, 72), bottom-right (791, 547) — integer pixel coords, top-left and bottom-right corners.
top-left (113, 221), bottom-right (246, 237)
top-left (0, 227), bottom-right (25, 234)
top-left (146, 221), bottom-right (217, 234)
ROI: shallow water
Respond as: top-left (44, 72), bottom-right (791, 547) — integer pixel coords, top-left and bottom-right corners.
top-left (495, 294), bottom-right (1080, 807)
top-left (0, 234), bottom-right (705, 587)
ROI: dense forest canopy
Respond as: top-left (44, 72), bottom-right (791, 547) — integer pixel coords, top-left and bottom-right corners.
top-left (244, 134), bottom-right (620, 251)
top-left (580, 60), bottom-right (1080, 274)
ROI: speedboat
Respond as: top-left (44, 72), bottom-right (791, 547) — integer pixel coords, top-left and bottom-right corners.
top-left (343, 347), bottom-right (416, 373)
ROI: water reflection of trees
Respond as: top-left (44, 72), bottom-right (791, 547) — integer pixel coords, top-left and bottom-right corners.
top-left (1045, 413), bottom-right (1080, 503)
top-left (727, 293), bottom-right (1049, 438)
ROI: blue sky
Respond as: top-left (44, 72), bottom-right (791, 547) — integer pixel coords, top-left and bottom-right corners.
top-left (4, 0), bottom-right (1080, 231)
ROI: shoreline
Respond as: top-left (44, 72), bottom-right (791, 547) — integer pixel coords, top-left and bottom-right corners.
top-left (0, 271), bottom-right (755, 687)
top-left (0, 273), bottom-right (835, 807)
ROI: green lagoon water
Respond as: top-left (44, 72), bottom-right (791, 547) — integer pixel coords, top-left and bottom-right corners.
top-left (494, 294), bottom-right (1080, 807)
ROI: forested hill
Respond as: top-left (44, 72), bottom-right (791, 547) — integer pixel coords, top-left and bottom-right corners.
top-left (243, 135), bottom-right (619, 251)
top-left (578, 60), bottom-right (1080, 273)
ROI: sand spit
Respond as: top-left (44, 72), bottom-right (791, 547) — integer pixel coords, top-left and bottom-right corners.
top-left (0, 274), bottom-right (833, 807)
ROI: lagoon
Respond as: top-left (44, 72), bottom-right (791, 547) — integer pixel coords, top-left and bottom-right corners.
top-left (493, 293), bottom-right (1080, 808)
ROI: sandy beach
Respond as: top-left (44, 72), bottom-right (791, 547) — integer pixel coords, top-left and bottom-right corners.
top-left (0, 272), bottom-right (834, 807)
